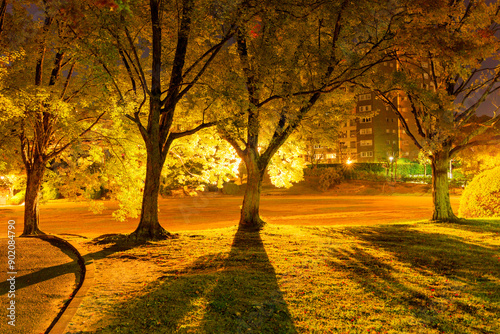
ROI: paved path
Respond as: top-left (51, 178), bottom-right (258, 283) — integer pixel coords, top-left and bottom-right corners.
top-left (0, 236), bottom-right (82, 334)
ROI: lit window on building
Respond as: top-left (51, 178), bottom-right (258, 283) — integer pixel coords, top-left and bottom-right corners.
top-left (360, 140), bottom-right (373, 146)
top-left (358, 93), bottom-right (371, 101)
top-left (360, 128), bottom-right (372, 134)
top-left (361, 151), bottom-right (373, 157)
top-left (386, 129), bottom-right (390, 133)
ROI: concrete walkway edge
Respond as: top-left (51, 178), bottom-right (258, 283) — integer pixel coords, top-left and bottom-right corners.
top-left (27, 235), bottom-right (95, 334)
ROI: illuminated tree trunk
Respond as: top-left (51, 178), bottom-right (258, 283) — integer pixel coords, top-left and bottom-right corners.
top-left (130, 0), bottom-right (172, 241)
top-left (431, 150), bottom-right (457, 222)
top-left (240, 151), bottom-right (266, 231)
top-left (122, 0), bottom-right (224, 240)
top-left (131, 139), bottom-right (170, 240)
top-left (22, 158), bottom-right (46, 236)
top-left (21, 15), bottom-right (53, 236)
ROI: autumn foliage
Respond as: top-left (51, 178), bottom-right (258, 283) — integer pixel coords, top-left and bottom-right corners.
top-left (459, 166), bottom-right (500, 218)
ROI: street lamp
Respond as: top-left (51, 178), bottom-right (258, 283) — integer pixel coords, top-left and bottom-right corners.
top-left (389, 156), bottom-right (394, 182)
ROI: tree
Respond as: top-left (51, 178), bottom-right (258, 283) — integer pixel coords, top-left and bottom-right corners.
top-left (0, 0), bottom-right (115, 235)
top-left (371, 0), bottom-right (500, 222)
top-left (161, 129), bottom-right (241, 192)
top-left (0, 0), bottom-right (7, 38)
top-left (217, 0), bottom-right (401, 230)
top-left (92, 0), bottom-right (254, 240)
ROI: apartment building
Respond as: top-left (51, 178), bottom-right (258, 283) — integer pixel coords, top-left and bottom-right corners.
top-left (305, 61), bottom-right (423, 164)
top-left (337, 118), bottom-right (357, 163)
top-left (305, 95), bottom-right (419, 164)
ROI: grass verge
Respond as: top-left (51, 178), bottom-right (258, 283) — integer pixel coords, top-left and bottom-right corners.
top-left (67, 219), bottom-right (500, 333)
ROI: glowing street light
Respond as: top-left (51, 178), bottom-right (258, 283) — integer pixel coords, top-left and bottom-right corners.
top-left (389, 156), bottom-right (394, 182)
top-left (346, 158), bottom-right (353, 165)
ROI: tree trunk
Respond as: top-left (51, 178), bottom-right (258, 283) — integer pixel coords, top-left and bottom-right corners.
top-left (431, 151), bottom-right (457, 222)
top-left (130, 145), bottom-right (171, 240)
top-left (21, 159), bottom-right (46, 236)
top-left (239, 153), bottom-right (265, 231)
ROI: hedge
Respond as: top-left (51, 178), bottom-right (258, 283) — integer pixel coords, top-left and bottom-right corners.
top-left (459, 166), bottom-right (500, 218)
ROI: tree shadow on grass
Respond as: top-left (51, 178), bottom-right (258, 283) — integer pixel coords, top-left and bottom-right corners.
top-left (316, 223), bottom-right (500, 333)
top-left (199, 228), bottom-right (296, 334)
top-left (83, 228), bottom-right (296, 334)
top-left (444, 218), bottom-right (500, 234)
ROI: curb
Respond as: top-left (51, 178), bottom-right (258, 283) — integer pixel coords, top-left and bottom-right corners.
top-left (25, 235), bottom-right (95, 334)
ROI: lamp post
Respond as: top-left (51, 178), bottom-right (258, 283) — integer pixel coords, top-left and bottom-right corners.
top-left (389, 156), bottom-right (394, 182)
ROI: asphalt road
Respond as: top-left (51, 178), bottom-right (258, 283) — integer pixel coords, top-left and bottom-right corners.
top-left (0, 195), bottom-right (460, 238)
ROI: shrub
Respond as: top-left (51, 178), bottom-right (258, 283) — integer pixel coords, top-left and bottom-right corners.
top-left (7, 190), bottom-right (25, 205)
top-left (347, 170), bottom-right (388, 182)
top-left (400, 175), bottom-right (432, 184)
top-left (84, 186), bottom-right (104, 200)
top-left (459, 166), bottom-right (500, 218)
top-left (449, 177), bottom-right (467, 188)
top-left (41, 185), bottom-right (60, 201)
top-left (222, 182), bottom-right (240, 195)
top-left (318, 168), bottom-right (343, 191)
top-left (304, 167), bottom-right (342, 191)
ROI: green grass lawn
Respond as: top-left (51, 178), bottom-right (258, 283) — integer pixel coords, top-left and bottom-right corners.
top-left (67, 219), bottom-right (500, 334)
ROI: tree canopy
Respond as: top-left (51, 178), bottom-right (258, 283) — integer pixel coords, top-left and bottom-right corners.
top-left (1, 0), bottom-right (499, 238)
top-left (367, 0), bottom-right (500, 221)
